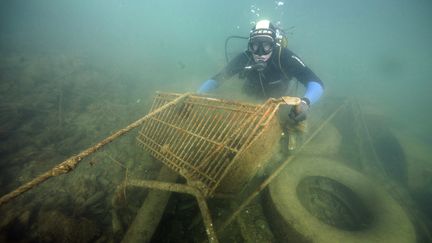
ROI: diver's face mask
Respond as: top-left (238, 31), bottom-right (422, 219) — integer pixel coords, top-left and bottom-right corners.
top-left (249, 36), bottom-right (274, 56)
top-left (248, 36), bottom-right (274, 71)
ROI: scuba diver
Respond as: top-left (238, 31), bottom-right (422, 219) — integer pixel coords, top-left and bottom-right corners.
top-left (197, 19), bottom-right (324, 123)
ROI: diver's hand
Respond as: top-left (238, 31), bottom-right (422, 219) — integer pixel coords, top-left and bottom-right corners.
top-left (197, 79), bottom-right (218, 94)
top-left (289, 98), bottom-right (310, 122)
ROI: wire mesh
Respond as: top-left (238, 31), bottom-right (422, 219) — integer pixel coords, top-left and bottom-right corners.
top-left (136, 92), bottom-right (279, 197)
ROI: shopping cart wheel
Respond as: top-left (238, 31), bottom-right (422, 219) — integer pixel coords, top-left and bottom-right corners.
top-left (266, 157), bottom-right (416, 243)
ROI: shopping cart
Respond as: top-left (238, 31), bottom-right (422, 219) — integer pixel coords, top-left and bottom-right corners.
top-left (137, 93), bottom-right (297, 195)
top-left (132, 92), bottom-right (300, 242)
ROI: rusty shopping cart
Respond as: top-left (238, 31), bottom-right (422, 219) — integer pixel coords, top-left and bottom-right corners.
top-left (133, 92), bottom-right (300, 242)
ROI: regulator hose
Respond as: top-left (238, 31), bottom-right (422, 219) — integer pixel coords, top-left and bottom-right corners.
top-left (224, 35), bottom-right (248, 63)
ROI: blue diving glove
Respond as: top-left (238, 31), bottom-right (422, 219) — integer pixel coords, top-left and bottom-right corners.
top-left (289, 97), bottom-right (310, 122)
top-left (304, 81), bottom-right (323, 105)
top-left (197, 79), bottom-right (218, 94)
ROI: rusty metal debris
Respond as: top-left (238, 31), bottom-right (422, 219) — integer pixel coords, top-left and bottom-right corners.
top-left (136, 92), bottom-right (298, 198)
top-left (132, 92), bottom-right (300, 242)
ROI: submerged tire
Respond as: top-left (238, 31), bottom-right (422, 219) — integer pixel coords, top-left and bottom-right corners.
top-left (364, 115), bottom-right (408, 183)
top-left (268, 157), bottom-right (416, 243)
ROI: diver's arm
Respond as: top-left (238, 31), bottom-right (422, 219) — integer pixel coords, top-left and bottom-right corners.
top-left (288, 78), bottom-right (323, 122)
top-left (197, 53), bottom-right (249, 94)
top-left (303, 81), bottom-right (324, 105)
top-left (281, 50), bottom-right (324, 122)
top-left (282, 50), bottom-right (324, 105)
top-left (197, 79), bottom-right (219, 93)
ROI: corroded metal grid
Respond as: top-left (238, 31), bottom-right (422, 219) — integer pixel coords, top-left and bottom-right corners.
top-left (136, 92), bottom-right (279, 197)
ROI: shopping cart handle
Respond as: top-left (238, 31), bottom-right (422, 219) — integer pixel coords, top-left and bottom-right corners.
top-left (280, 96), bottom-right (301, 105)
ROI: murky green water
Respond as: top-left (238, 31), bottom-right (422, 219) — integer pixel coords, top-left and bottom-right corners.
top-left (1, 0), bottom-right (431, 242)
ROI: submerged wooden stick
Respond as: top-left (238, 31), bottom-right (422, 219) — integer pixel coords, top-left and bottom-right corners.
top-left (0, 93), bottom-right (191, 207)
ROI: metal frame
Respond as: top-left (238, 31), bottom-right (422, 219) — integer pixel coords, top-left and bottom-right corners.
top-left (136, 93), bottom-right (282, 197)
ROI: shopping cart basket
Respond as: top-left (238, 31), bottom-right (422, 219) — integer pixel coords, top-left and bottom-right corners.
top-left (136, 92), bottom-right (300, 196)
top-left (133, 92), bottom-right (300, 242)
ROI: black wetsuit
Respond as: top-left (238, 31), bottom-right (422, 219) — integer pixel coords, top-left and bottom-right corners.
top-left (211, 48), bottom-right (324, 99)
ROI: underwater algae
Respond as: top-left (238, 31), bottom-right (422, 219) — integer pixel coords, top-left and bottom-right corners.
top-left (0, 52), bottom-right (164, 242)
